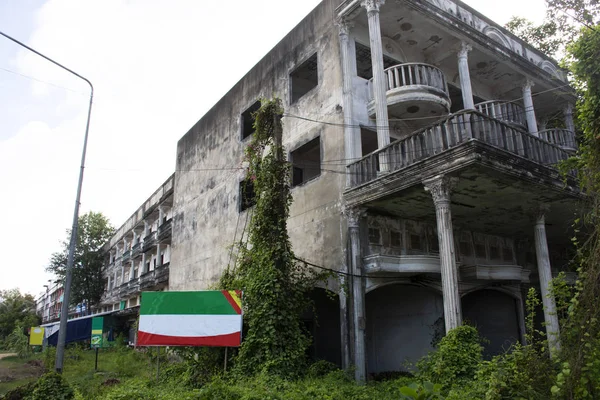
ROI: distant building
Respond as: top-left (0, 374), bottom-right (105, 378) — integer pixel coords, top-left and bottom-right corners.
top-left (35, 282), bottom-right (64, 324)
top-left (96, 0), bottom-right (579, 380)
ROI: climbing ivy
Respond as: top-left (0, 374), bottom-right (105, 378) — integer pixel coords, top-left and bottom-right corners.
top-left (551, 25), bottom-right (600, 400)
top-left (220, 98), bottom-right (324, 378)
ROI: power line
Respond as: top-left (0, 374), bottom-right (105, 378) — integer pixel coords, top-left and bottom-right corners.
top-left (0, 65), bottom-right (87, 95)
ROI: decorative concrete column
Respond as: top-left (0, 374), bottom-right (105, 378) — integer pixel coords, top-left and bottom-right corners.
top-left (361, 0), bottom-right (390, 171)
top-left (337, 17), bottom-right (362, 186)
top-left (346, 206), bottom-right (367, 382)
top-left (424, 175), bottom-right (462, 332)
top-left (457, 42), bottom-right (475, 110)
top-left (156, 244), bottom-right (162, 268)
top-left (141, 253), bottom-right (147, 274)
top-left (120, 263), bottom-right (125, 285)
top-left (564, 103), bottom-right (575, 133)
top-left (129, 261), bottom-right (134, 281)
top-left (144, 221), bottom-right (149, 237)
top-left (534, 207), bottom-right (561, 354)
top-left (522, 79), bottom-right (538, 136)
top-left (515, 294), bottom-right (527, 345)
top-left (158, 207), bottom-right (164, 226)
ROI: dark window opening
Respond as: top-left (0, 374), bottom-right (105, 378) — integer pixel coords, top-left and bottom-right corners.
top-left (361, 128), bottom-right (379, 157)
top-left (459, 241), bottom-right (472, 257)
top-left (355, 43), bottom-right (400, 80)
top-left (291, 137), bottom-right (321, 187)
top-left (239, 179), bottom-right (256, 212)
top-left (241, 101), bottom-right (261, 140)
top-left (489, 245), bottom-right (501, 260)
top-left (368, 228), bottom-right (381, 245)
top-left (448, 84), bottom-right (485, 113)
top-left (502, 246), bottom-right (514, 262)
top-left (410, 234), bottom-right (423, 251)
top-left (390, 230), bottom-right (402, 247)
top-left (290, 53), bottom-right (318, 103)
top-left (475, 244), bottom-right (486, 259)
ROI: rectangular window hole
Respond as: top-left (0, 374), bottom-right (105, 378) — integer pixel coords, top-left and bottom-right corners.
top-left (290, 53), bottom-right (318, 104)
top-left (368, 228), bottom-right (381, 245)
top-left (291, 137), bottom-right (321, 187)
top-left (361, 128), bottom-right (379, 156)
top-left (390, 230), bottom-right (402, 247)
top-left (355, 43), bottom-right (400, 80)
top-left (241, 101), bottom-right (261, 140)
top-left (239, 179), bottom-right (256, 212)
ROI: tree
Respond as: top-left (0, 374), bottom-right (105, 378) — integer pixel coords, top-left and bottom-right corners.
top-left (0, 289), bottom-right (39, 341)
top-left (506, 0), bottom-right (600, 59)
top-left (46, 212), bottom-right (114, 313)
top-left (507, 2), bottom-right (600, 397)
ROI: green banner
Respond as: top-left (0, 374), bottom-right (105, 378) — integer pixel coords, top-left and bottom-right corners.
top-left (91, 317), bottom-right (104, 348)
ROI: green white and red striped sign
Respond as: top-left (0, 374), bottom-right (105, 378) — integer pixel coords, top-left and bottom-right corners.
top-left (137, 290), bottom-right (242, 347)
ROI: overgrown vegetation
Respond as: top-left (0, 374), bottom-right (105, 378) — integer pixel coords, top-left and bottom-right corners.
top-left (0, 290), bottom-right (39, 348)
top-left (219, 98), bottom-right (325, 378)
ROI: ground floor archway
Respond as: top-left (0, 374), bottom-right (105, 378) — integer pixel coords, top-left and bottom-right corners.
top-left (366, 284), bottom-right (444, 374)
top-left (462, 289), bottom-right (521, 357)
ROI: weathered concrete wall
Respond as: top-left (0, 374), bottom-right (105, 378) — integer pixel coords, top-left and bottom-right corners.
top-left (170, 0), bottom-right (347, 291)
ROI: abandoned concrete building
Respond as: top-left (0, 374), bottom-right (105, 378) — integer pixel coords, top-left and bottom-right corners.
top-left (97, 0), bottom-right (581, 380)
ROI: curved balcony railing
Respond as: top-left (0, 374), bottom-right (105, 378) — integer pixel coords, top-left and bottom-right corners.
top-left (377, 63), bottom-right (448, 93)
top-left (475, 100), bottom-right (527, 128)
top-left (538, 128), bottom-right (576, 151)
top-left (347, 110), bottom-right (572, 187)
top-left (368, 63), bottom-right (450, 116)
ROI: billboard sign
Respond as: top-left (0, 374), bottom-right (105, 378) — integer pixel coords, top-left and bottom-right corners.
top-left (137, 290), bottom-right (242, 347)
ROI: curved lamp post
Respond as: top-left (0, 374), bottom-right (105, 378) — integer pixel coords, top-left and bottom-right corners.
top-left (0, 30), bottom-right (94, 373)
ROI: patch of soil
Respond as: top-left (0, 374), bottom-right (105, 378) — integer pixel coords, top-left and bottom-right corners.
top-left (25, 360), bottom-right (43, 368)
top-left (102, 378), bottom-right (121, 386)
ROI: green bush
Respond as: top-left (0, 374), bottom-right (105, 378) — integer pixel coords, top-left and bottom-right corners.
top-left (5, 326), bottom-right (30, 359)
top-left (1, 382), bottom-right (36, 400)
top-left (29, 372), bottom-right (74, 400)
top-left (399, 382), bottom-right (445, 400)
top-left (42, 346), bottom-right (56, 371)
top-left (306, 360), bottom-right (340, 378)
top-left (416, 325), bottom-right (483, 392)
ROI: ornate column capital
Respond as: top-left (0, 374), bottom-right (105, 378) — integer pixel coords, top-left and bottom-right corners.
top-left (343, 206), bottom-right (366, 228)
top-left (423, 175), bottom-right (459, 206)
top-left (533, 204), bottom-right (550, 225)
top-left (522, 78), bottom-right (535, 90)
top-left (336, 17), bottom-right (353, 37)
top-left (564, 103), bottom-right (574, 116)
top-left (457, 42), bottom-right (472, 59)
top-left (361, 0), bottom-right (385, 14)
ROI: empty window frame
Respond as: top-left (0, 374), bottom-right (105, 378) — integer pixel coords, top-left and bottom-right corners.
top-left (361, 127), bottom-right (379, 156)
top-left (355, 43), bottom-right (400, 80)
top-left (241, 101), bottom-right (261, 140)
top-left (239, 179), bottom-right (256, 212)
top-left (368, 228), bottom-right (382, 245)
top-left (390, 230), bottom-right (402, 247)
top-left (290, 53), bottom-right (318, 104)
top-left (291, 137), bottom-right (321, 187)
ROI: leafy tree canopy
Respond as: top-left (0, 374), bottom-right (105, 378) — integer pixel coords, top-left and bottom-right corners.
top-left (0, 288), bottom-right (39, 340)
top-left (506, 0), bottom-right (600, 58)
top-left (46, 211), bottom-right (114, 312)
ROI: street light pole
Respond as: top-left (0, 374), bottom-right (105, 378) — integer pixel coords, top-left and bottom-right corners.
top-left (0, 30), bottom-right (94, 373)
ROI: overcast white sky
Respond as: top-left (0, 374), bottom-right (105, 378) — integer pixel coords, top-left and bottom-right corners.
top-left (0, 0), bottom-right (546, 298)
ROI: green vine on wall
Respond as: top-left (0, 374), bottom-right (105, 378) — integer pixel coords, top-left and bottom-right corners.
top-left (220, 98), bottom-right (325, 378)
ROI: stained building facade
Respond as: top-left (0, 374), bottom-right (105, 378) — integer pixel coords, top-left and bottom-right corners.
top-left (98, 0), bottom-right (580, 379)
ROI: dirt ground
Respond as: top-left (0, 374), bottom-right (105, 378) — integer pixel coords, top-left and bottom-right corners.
top-left (0, 354), bottom-right (44, 394)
